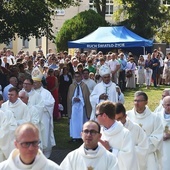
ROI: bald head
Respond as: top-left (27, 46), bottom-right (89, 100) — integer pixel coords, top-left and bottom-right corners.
top-left (163, 96), bottom-right (170, 114)
top-left (15, 123), bottom-right (39, 141)
top-left (162, 89), bottom-right (170, 99)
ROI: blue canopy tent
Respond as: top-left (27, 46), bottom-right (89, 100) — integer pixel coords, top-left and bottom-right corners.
top-left (68, 26), bottom-right (153, 54)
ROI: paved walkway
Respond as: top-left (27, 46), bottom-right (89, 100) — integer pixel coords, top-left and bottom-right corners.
top-left (50, 147), bottom-right (71, 164)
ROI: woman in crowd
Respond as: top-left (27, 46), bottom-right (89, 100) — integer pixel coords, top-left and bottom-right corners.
top-left (144, 53), bottom-right (153, 89)
top-left (59, 66), bottom-right (72, 117)
top-left (46, 68), bottom-right (60, 120)
top-left (126, 56), bottom-right (136, 89)
top-left (137, 55), bottom-right (145, 87)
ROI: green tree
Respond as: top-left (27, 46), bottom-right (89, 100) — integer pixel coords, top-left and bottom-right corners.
top-left (113, 0), bottom-right (167, 39)
top-left (154, 6), bottom-right (170, 43)
top-left (55, 9), bottom-right (109, 51)
top-left (0, 0), bottom-right (77, 44)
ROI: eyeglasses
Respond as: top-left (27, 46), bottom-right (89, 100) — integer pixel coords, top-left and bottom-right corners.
top-left (133, 100), bottom-right (146, 103)
top-left (17, 140), bottom-right (41, 148)
top-left (82, 129), bottom-right (99, 136)
top-left (95, 113), bottom-right (103, 118)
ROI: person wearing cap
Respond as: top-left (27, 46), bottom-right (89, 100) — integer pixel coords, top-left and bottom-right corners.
top-left (0, 123), bottom-right (62, 169)
top-left (32, 67), bottom-right (56, 158)
top-left (90, 65), bottom-right (118, 120)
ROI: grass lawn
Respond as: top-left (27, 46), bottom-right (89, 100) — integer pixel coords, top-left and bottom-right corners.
top-left (54, 85), bottom-right (167, 149)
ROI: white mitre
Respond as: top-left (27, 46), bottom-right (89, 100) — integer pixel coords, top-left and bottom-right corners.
top-left (99, 64), bottom-right (111, 77)
top-left (31, 67), bottom-right (43, 81)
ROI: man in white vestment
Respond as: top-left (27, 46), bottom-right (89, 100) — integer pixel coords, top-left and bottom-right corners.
top-left (0, 109), bottom-right (17, 162)
top-left (67, 71), bottom-right (92, 141)
top-left (127, 91), bottom-right (163, 170)
top-left (90, 65), bottom-right (118, 120)
top-left (96, 101), bottom-right (139, 170)
top-left (22, 78), bottom-right (44, 114)
top-left (0, 123), bottom-right (61, 170)
top-left (82, 68), bottom-right (96, 93)
top-left (154, 88), bottom-right (170, 113)
top-left (1, 87), bottom-right (29, 125)
top-left (115, 102), bottom-right (149, 170)
top-left (32, 67), bottom-right (55, 158)
top-left (3, 76), bottom-right (18, 101)
top-left (157, 96), bottom-right (170, 170)
top-left (18, 90), bottom-right (43, 147)
top-left (60, 120), bottom-right (118, 170)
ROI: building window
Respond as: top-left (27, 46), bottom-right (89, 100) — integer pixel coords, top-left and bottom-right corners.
top-left (36, 38), bottom-right (42, 47)
top-left (55, 9), bottom-right (65, 16)
top-left (22, 39), bottom-right (29, 48)
top-left (6, 40), bottom-right (13, 49)
top-left (89, 0), bottom-right (113, 15)
top-left (163, 0), bottom-right (170, 5)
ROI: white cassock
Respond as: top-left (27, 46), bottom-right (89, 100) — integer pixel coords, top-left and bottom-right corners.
top-left (90, 81), bottom-right (118, 120)
top-left (1, 99), bottom-right (29, 125)
top-left (127, 106), bottom-right (163, 170)
top-left (60, 144), bottom-right (119, 170)
top-left (0, 149), bottom-right (62, 170)
top-left (82, 78), bottom-right (96, 93)
top-left (124, 117), bottom-right (149, 170)
top-left (101, 121), bottom-right (139, 170)
top-left (26, 89), bottom-right (44, 149)
top-left (35, 86), bottom-right (55, 157)
top-left (0, 110), bottom-right (17, 162)
top-left (26, 104), bottom-right (43, 149)
top-left (157, 111), bottom-right (170, 170)
top-left (70, 85), bottom-right (88, 139)
top-left (26, 89), bottom-right (44, 116)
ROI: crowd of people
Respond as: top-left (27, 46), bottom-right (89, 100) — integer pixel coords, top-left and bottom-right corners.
top-left (0, 46), bottom-right (170, 169)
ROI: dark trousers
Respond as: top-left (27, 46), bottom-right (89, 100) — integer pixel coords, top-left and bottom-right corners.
top-left (118, 70), bottom-right (126, 91)
top-left (152, 69), bottom-right (157, 87)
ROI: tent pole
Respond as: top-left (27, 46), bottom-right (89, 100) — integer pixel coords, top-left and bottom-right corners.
top-left (143, 46), bottom-right (145, 55)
